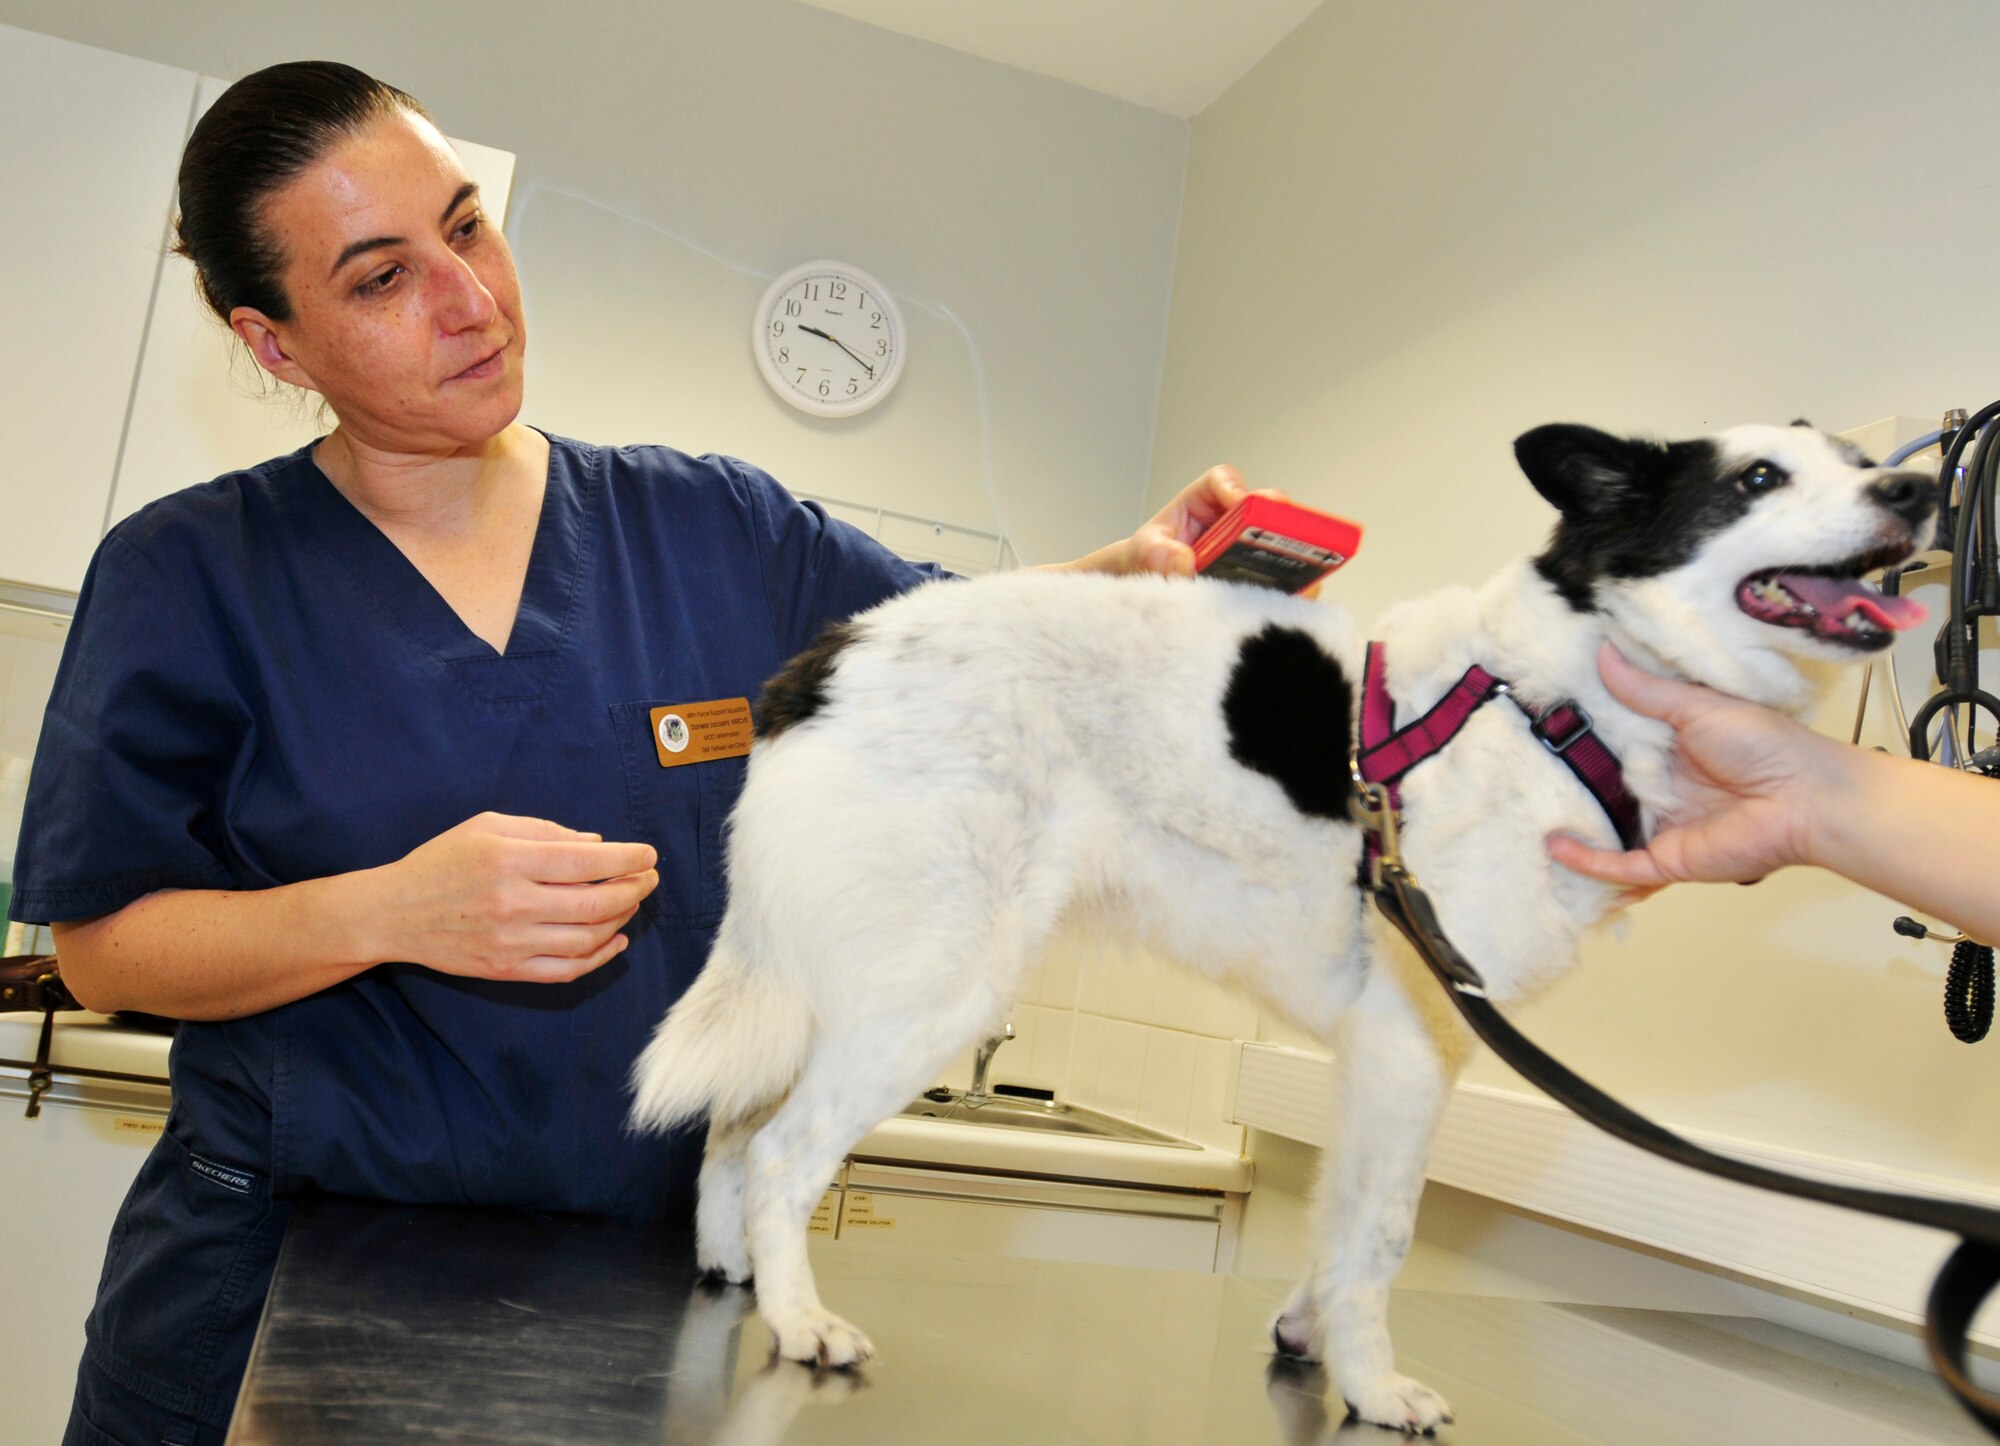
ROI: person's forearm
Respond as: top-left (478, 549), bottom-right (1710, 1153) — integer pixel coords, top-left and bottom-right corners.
top-left (1037, 541), bottom-right (1139, 575)
top-left (1811, 745), bottom-right (2000, 944)
top-left (52, 869), bottom-right (387, 1021)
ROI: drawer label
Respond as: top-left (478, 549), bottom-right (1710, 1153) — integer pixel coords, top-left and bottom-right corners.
top-left (112, 1115), bottom-right (164, 1136)
top-left (841, 1190), bottom-right (896, 1230)
top-left (809, 1188), bottom-right (838, 1237)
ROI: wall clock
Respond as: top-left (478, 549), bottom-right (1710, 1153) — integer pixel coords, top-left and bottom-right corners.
top-left (752, 259), bottom-right (905, 418)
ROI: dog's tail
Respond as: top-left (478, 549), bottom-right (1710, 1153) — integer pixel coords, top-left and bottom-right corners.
top-left (628, 941), bottom-right (814, 1134)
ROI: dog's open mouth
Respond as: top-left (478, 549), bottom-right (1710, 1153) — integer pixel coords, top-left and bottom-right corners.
top-left (1736, 545), bottom-right (1927, 648)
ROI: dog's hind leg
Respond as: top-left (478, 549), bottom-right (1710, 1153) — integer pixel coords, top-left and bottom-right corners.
top-left (743, 1004), bottom-right (994, 1368)
top-left (696, 1104), bottom-right (775, 1285)
top-left (1294, 951), bottom-right (1468, 1434)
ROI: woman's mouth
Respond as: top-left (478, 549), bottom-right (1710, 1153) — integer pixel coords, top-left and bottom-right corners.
top-left (448, 344), bottom-right (506, 382)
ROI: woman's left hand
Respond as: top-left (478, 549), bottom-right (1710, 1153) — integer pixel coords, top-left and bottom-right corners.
top-left (1055, 465), bottom-right (1310, 586)
top-left (1119, 465), bottom-right (1257, 578)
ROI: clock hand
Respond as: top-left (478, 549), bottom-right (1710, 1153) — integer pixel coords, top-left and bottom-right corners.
top-left (797, 324), bottom-right (875, 379)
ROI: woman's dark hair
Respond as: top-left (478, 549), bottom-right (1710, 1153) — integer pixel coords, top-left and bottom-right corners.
top-left (172, 61), bottom-right (430, 324)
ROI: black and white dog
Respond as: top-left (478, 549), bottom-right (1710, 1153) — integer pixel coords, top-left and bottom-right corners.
top-left (631, 422), bottom-right (1933, 1432)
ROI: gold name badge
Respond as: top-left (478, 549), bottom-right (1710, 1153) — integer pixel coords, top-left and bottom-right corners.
top-left (649, 698), bottom-right (755, 769)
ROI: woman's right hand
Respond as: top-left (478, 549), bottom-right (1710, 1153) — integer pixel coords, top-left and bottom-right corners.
top-left (367, 812), bottom-right (658, 982)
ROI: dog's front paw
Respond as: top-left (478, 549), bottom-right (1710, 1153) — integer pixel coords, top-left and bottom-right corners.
top-left (769, 1306), bottom-right (875, 1369)
top-left (1343, 1372), bottom-right (1453, 1435)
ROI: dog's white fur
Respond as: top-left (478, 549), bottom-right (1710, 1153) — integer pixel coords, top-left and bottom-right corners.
top-left (630, 423), bottom-right (1927, 1432)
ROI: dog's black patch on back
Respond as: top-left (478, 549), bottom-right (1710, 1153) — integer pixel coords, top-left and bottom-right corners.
top-left (756, 620), bottom-right (859, 738)
top-left (1223, 625), bottom-right (1354, 820)
top-left (1516, 424), bottom-right (1751, 612)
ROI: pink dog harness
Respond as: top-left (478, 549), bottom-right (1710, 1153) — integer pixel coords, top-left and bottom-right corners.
top-left (1356, 642), bottom-right (1644, 852)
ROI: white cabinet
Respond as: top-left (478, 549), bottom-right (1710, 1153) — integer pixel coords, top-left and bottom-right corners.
top-left (842, 1161), bottom-right (1228, 1271)
top-left (0, 24), bottom-right (196, 595)
top-left (0, 1056), bottom-right (170, 1444)
top-left (107, 88), bottom-right (517, 527)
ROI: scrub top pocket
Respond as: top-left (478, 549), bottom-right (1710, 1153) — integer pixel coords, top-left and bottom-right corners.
top-left (610, 700), bottom-right (745, 928)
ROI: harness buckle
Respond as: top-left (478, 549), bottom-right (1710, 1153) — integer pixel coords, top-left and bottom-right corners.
top-left (1533, 702), bottom-right (1594, 755)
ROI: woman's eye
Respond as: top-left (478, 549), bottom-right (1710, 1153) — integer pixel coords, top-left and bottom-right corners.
top-left (1737, 461), bottom-right (1789, 493)
top-left (454, 213), bottom-right (483, 242)
top-left (356, 265), bottom-right (402, 298)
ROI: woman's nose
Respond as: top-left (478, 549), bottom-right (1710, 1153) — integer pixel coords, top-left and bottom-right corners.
top-left (432, 252), bottom-right (498, 332)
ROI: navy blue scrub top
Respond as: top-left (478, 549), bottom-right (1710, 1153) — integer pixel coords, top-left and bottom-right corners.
top-left (9, 430), bottom-right (941, 1430)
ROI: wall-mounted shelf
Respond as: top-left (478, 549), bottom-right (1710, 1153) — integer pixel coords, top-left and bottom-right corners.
top-left (800, 490), bottom-right (1019, 576)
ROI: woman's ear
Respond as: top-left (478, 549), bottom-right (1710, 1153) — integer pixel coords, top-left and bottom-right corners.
top-left (229, 308), bottom-right (322, 394)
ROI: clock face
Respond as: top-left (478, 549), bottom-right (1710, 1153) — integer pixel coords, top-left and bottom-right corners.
top-left (753, 261), bottom-right (905, 418)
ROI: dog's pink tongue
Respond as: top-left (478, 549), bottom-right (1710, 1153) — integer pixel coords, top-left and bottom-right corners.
top-left (1779, 574), bottom-right (1928, 631)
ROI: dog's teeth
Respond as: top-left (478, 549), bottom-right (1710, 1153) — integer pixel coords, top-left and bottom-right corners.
top-left (1753, 578), bottom-right (1804, 611)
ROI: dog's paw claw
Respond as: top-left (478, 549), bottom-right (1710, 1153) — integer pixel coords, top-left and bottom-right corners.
top-left (770, 1308), bottom-right (875, 1369)
top-left (1270, 1311), bottom-right (1320, 1360)
top-left (696, 1250), bottom-right (754, 1287)
top-left (1343, 1373), bottom-right (1452, 1434)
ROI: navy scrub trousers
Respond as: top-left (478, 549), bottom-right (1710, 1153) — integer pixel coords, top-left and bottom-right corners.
top-left (8, 431), bottom-right (941, 1444)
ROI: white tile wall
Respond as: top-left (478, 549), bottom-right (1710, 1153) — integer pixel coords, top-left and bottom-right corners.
top-left (945, 927), bottom-right (1257, 1154)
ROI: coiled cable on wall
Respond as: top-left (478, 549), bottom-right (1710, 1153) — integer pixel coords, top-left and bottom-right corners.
top-left (1947, 941), bottom-right (1995, 1043)
top-left (1864, 407), bottom-right (2000, 1041)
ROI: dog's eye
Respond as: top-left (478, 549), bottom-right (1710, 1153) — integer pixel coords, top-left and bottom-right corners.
top-left (1737, 461), bottom-right (1790, 494)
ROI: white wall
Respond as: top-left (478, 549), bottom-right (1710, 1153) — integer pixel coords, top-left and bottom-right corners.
top-left (0, 0), bottom-right (1187, 568)
top-left (1149, 1), bottom-right (2000, 1193)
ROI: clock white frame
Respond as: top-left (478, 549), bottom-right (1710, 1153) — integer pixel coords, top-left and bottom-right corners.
top-left (752, 259), bottom-right (906, 419)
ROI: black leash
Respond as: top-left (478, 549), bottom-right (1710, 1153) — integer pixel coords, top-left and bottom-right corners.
top-left (1347, 779), bottom-right (2000, 1436)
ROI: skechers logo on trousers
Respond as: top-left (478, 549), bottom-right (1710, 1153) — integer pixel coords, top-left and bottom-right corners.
top-left (187, 1152), bottom-right (256, 1195)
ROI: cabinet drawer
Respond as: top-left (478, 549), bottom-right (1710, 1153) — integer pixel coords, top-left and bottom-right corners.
top-left (841, 1162), bottom-right (1222, 1272)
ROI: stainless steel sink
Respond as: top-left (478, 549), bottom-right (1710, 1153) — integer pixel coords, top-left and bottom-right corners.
top-left (898, 1089), bottom-right (1197, 1149)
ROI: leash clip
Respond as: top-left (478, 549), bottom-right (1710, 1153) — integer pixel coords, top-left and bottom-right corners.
top-left (1348, 758), bottom-right (1403, 885)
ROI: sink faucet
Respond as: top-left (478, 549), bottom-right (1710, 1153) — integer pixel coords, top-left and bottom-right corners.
top-left (965, 1023), bottom-right (1014, 1104)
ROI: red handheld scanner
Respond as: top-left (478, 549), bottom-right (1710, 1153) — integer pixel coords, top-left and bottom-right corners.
top-left (1191, 495), bottom-right (1363, 594)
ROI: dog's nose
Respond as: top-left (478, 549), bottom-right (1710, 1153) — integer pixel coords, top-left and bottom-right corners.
top-left (1869, 470), bottom-right (1935, 526)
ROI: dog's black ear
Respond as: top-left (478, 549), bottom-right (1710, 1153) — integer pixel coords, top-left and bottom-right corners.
top-left (1790, 417), bottom-right (1814, 429)
top-left (1514, 424), bottom-right (1662, 518)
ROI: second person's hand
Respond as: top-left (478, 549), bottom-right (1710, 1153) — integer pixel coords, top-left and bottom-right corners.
top-left (1546, 644), bottom-right (1837, 889)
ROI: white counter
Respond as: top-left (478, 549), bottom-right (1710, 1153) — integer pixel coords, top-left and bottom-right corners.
top-left (0, 1008), bottom-right (172, 1081)
top-left (0, 1011), bottom-right (1250, 1192)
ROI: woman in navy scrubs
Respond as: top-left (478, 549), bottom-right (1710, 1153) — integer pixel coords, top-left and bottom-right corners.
top-left (9, 62), bottom-right (1266, 1446)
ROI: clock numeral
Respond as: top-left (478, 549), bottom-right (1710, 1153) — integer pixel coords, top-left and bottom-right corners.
top-left (770, 320), bottom-right (785, 337)
top-left (846, 378), bottom-right (859, 396)
top-left (830, 280), bottom-right (847, 300)
top-left (776, 346), bottom-right (789, 365)
top-left (869, 311), bottom-right (883, 329)
top-left (819, 379), bottom-right (831, 397)
top-left (794, 368), bottom-right (806, 384)
top-left (874, 339), bottom-right (888, 357)
top-left (803, 282), bottom-right (820, 302)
